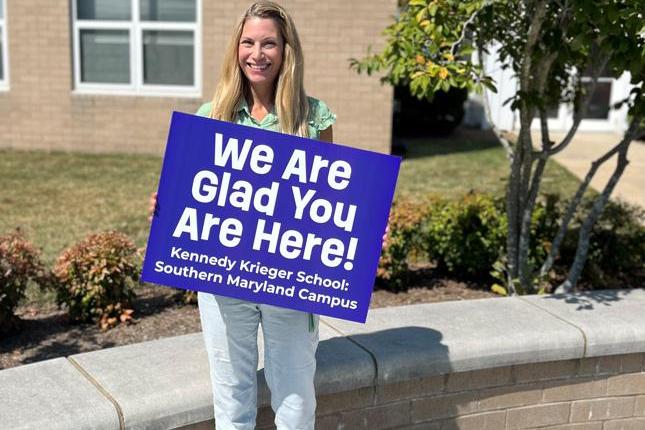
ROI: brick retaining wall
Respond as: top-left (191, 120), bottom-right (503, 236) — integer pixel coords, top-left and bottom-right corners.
top-left (2, 289), bottom-right (644, 430)
top-left (179, 354), bottom-right (645, 430)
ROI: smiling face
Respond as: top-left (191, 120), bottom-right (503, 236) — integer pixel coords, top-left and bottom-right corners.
top-left (238, 17), bottom-right (284, 94)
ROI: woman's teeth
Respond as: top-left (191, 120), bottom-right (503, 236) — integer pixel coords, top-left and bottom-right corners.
top-left (249, 64), bottom-right (269, 70)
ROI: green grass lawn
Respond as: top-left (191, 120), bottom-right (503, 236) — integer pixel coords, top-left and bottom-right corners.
top-left (395, 129), bottom-right (583, 199)
top-left (0, 150), bottom-right (161, 264)
top-left (1, 129), bottom-right (584, 264)
top-left (1, 130), bottom-right (583, 304)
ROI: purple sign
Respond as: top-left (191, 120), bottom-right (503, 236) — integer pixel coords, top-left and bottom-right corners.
top-left (141, 112), bottom-right (400, 322)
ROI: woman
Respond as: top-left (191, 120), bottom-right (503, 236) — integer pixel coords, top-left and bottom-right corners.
top-left (184, 2), bottom-right (334, 429)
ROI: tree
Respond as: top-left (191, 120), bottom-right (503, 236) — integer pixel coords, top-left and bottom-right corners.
top-left (351, 0), bottom-right (645, 294)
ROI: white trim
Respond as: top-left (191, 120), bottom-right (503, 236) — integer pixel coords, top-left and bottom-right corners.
top-left (132, 0), bottom-right (140, 90)
top-left (138, 22), bottom-right (196, 31)
top-left (71, 88), bottom-right (201, 98)
top-left (0, 0), bottom-right (9, 91)
top-left (72, 0), bottom-right (201, 97)
top-left (76, 21), bottom-right (133, 30)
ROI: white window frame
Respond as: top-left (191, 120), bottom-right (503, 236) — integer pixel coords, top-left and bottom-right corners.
top-left (0, 0), bottom-right (9, 91)
top-left (71, 0), bottom-right (201, 97)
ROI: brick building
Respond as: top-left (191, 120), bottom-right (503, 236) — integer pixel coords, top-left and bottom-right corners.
top-left (0, 0), bottom-right (395, 154)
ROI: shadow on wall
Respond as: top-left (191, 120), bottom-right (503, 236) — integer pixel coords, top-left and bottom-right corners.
top-left (349, 326), bottom-right (450, 378)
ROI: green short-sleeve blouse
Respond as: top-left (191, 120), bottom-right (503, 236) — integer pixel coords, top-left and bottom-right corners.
top-left (195, 96), bottom-right (336, 139)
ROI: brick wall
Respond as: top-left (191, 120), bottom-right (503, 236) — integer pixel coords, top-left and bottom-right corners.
top-left (0, 0), bottom-right (394, 154)
top-left (243, 353), bottom-right (645, 430)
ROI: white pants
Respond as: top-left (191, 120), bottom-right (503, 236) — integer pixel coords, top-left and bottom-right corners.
top-left (198, 292), bottom-right (319, 430)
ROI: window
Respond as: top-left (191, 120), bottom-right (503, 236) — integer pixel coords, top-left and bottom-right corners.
top-left (72, 0), bottom-right (201, 96)
top-left (580, 64), bottom-right (616, 120)
top-left (0, 0), bottom-right (8, 90)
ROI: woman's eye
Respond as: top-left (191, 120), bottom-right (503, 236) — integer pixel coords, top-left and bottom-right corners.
top-left (241, 40), bottom-right (253, 46)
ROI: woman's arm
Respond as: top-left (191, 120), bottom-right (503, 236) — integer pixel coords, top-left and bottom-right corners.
top-left (319, 125), bottom-right (333, 143)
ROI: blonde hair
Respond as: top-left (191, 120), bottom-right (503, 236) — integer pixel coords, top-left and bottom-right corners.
top-left (209, 1), bottom-right (310, 137)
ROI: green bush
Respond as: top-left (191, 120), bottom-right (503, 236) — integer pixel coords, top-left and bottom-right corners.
top-left (378, 192), bottom-right (643, 292)
top-left (377, 198), bottom-right (432, 289)
top-left (424, 193), bottom-right (507, 278)
top-left (179, 289), bottom-right (198, 305)
top-left (528, 194), bottom-right (562, 262)
top-left (52, 231), bottom-right (139, 329)
top-left (560, 199), bottom-right (645, 287)
top-left (0, 230), bottom-right (49, 335)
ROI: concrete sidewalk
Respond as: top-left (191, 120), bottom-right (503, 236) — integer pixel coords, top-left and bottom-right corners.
top-left (542, 132), bottom-right (645, 209)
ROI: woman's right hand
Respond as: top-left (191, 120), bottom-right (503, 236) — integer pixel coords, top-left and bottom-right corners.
top-left (147, 192), bottom-right (158, 223)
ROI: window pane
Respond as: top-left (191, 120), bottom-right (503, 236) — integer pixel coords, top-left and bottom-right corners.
top-left (546, 104), bottom-right (559, 119)
top-left (582, 82), bottom-right (611, 119)
top-left (582, 62), bottom-right (617, 79)
top-left (0, 1), bottom-right (3, 19)
top-left (143, 31), bottom-right (193, 85)
top-left (77, 0), bottom-right (131, 20)
top-left (140, 0), bottom-right (196, 22)
top-left (80, 30), bottom-right (130, 84)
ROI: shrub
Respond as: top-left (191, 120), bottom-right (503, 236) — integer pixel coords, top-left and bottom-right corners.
top-left (52, 231), bottom-right (139, 329)
top-left (492, 195), bottom-right (643, 293)
top-left (378, 192), bottom-right (643, 292)
top-left (424, 193), bottom-right (507, 278)
top-left (377, 198), bottom-right (432, 289)
top-left (179, 289), bottom-right (198, 305)
top-left (0, 229), bottom-right (48, 335)
top-left (560, 199), bottom-right (645, 288)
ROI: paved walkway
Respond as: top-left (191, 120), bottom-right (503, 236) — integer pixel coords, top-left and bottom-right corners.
top-left (537, 132), bottom-right (645, 209)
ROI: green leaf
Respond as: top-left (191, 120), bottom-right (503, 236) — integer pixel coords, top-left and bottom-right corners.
top-left (416, 7), bottom-right (428, 23)
top-left (491, 284), bottom-right (508, 296)
top-left (428, 2), bottom-right (439, 17)
top-left (481, 79), bottom-right (498, 93)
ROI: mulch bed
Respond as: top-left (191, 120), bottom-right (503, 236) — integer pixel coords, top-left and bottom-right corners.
top-left (1, 267), bottom-right (497, 370)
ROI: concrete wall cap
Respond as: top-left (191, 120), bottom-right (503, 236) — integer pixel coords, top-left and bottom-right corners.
top-left (3, 289), bottom-right (644, 429)
top-left (321, 295), bottom-right (587, 384)
top-left (519, 288), bottom-right (645, 357)
top-left (0, 357), bottom-right (120, 430)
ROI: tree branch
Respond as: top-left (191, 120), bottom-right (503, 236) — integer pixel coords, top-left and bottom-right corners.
top-left (450, 2), bottom-right (493, 56)
top-left (519, 0), bottom-right (548, 93)
top-left (544, 118), bottom-right (640, 287)
top-left (538, 139), bottom-right (618, 277)
top-left (505, 0), bottom-right (549, 291)
top-left (544, 51), bottom-right (609, 156)
top-left (555, 130), bottom-right (636, 293)
top-left (515, 54), bottom-right (559, 288)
